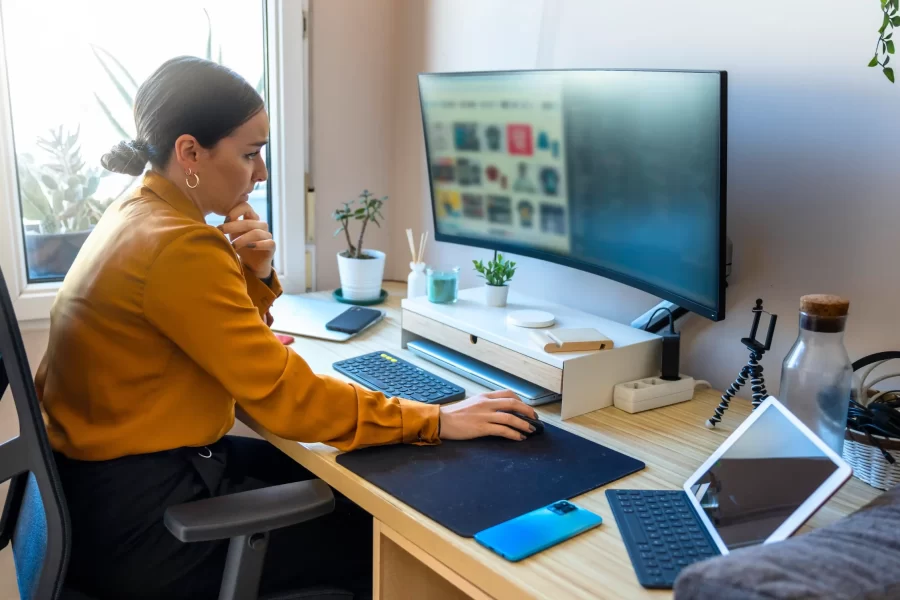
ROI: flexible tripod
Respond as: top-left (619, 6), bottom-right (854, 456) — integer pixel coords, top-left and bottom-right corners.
top-left (706, 299), bottom-right (777, 427)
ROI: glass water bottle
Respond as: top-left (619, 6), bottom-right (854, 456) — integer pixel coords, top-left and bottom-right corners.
top-left (778, 295), bottom-right (852, 455)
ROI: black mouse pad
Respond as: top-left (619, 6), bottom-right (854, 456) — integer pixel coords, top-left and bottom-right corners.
top-left (335, 422), bottom-right (645, 537)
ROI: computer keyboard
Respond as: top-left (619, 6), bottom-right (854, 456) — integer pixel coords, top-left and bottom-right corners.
top-left (333, 351), bottom-right (466, 404)
top-left (606, 489), bottom-right (720, 589)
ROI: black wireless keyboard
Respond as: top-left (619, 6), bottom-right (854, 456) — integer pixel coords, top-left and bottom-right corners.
top-left (607, 489), bottom-right (720, 589)
top-left (333, 351), bottom-right (466, 404)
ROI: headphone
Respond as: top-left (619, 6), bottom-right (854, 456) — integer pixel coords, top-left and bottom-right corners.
top-left (847, 351), bottom-right (900, 464)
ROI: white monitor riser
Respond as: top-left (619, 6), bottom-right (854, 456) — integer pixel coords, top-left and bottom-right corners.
top-left (401, 287), bottom-right (661, 419)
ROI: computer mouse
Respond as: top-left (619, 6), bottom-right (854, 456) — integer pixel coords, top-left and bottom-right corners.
top-left (499, 410), bottom-right (544, 437)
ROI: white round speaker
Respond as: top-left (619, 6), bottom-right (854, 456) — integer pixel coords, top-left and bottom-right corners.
top-left (506, 310), bottom-right (556, 328)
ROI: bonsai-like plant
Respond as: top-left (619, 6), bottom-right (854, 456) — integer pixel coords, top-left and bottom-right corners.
top-left (473, 252), bottom-right (517, 287)
top-left (17, 126), bottom-right (124, 234)
top-left (332, 189), bottom-right (387, 259)
top-left (870, 0), bottom-right (900, 82)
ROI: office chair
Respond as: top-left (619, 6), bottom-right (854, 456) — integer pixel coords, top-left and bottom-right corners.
top-left (0, 266), bottom-right (353, 600)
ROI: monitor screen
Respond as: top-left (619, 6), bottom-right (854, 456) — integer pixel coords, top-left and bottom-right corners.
top-left (418, 70), bottom-right (726, 320)
top-left (688, 404), bottom-right (840, 550)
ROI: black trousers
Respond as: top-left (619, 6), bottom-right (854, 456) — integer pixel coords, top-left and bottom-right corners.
top-left (54, 436), bottom-right (372, 600)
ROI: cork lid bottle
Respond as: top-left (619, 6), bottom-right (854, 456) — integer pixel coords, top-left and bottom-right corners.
top-left (799, 294), bottom-right (850, 333)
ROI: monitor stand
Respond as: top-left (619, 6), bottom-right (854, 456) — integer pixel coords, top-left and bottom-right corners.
top-left (400, 288), bottom-right (661, 419)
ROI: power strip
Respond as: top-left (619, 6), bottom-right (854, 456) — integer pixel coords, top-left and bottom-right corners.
top-left (613, 376), bottom-right (696, 414)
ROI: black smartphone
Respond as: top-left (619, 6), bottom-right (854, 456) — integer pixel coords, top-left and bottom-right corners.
top-left (325, 306), bottom-right (382, 334)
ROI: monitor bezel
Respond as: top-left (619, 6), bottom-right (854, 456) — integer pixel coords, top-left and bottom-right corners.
top-left (417, 68), bottom-right (728, 321)
top-left (683, 396), bottom-right (853, 555)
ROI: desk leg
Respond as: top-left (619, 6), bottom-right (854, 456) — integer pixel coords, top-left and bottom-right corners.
top-left (373, 520), bottom-right (492, 600)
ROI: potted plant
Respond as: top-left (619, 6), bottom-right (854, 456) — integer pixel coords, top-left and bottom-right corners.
top-left (332, 189), bottom-right (387, 301)
top-left (17, 126), bottom-right (126, 279)
top-left (473, 252), bottom-right (516, 307)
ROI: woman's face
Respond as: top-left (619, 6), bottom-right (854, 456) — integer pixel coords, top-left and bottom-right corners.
top-left (197, 109), bottom-right (269, 216)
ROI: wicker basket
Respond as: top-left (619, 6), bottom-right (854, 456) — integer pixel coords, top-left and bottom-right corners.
top-left (843, 428), bottom-right (900, 491)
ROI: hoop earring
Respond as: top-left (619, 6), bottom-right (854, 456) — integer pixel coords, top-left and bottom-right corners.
top-left (185, 169), bottom-right (200, 189)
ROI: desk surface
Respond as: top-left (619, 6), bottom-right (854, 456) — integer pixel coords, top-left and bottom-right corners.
top-left (241, 282), bottom-right (881, 600)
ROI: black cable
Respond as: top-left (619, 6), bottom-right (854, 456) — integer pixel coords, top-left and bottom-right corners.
top-left (644, 307), bottom-right (675, 334)
top-left (846, 395), bottom-right (900, 464)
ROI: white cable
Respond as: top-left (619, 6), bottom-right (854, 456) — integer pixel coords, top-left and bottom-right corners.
top-left (694, 380), bottom-right (711, 390)
top-left (861, 372), bottom-right (900, 403)
top-left (857, 360), bottom-right (890, 406)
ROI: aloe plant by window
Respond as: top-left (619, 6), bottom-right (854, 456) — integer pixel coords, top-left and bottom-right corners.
top-left (17, 126), bottom-right (128, 235)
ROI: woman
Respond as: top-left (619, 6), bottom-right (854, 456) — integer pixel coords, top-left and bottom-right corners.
top-left (36, 56), bottom-right (537, 600)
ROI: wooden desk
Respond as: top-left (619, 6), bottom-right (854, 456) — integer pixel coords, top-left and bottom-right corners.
top-left (241, 282), bottom-right (881, 600)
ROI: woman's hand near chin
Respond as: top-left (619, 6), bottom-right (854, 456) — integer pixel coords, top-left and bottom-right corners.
top-left (218, 202), bottom-right (274, 279)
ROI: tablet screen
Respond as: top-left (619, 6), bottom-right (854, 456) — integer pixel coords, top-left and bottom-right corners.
top-left (688, 404), bottom-right (840, 550)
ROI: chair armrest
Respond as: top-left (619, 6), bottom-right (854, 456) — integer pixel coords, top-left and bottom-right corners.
top-left (164, 479), bottom-right (335, 543)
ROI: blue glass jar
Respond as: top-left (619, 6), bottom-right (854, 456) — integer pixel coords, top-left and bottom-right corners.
top-left (426, 267), bottom-right (459, 304)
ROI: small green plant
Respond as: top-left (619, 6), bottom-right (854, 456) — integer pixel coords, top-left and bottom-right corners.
top-left (473, 252), bottom-right (516, 286)
top-left (870, 0), bottom-right (900, 82)
top-left (332, 189), bottom-right (387, 259)
top-left (17, 126), bottom-right (125, 234)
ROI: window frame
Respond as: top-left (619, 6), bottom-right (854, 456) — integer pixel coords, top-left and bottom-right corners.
top-left (0, 0), bottom-right (309, 323)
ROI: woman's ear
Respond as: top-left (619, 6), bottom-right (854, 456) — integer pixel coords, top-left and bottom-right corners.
top-left (172, 134), bottom-right (202, 172)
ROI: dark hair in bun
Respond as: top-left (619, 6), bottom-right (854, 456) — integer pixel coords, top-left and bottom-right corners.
top-left (100, 56), bottom-right (264, 176)
top-left (100, 140), bottom-right (151, 176)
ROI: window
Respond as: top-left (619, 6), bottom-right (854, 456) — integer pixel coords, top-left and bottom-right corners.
top-left (1, 0), bottom-right (267, 281)
top-left (0, 0), bottom-right (308, 320)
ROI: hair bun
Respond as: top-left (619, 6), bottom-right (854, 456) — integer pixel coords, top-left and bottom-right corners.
top-left (101, 140), bottom-right (150, 176)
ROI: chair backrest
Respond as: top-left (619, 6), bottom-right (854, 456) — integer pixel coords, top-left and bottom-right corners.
top-left (0, 265), bottom-right (70, 600)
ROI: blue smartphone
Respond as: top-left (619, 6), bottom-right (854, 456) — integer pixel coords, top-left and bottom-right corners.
top-left (474, 500), bottom-right (602, 562)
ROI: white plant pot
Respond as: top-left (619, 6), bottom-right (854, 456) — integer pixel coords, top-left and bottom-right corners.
top-left (484, 283), bottom-right (510, 307)
top-left (337, 249), bottom-right (385, 301)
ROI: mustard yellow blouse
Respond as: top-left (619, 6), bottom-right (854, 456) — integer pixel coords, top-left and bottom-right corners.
top-left (36, 171), bottom-right (440, 461)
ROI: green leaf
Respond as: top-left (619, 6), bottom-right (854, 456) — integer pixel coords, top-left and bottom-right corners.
top-left (91, 46), bottom-right (135, 109)
top-left (887, 33), bottom-right (894, 40)
top-left (40, 174), bottom-right (58, 190)
top-left (893, 16), bottom-right (900, 26)
top-left (334, 226), bottom-right (344, 237)
top-left (889, 40), bottom-right (896, 54)
top-left (84, 176), bottom-right (100, 198)
top-left (887, 55), bottom-right (892, 66)
top-left (17, 166), bottom-right (53, 220)
top-left (885, 66), bottom-right (895, 82)
top-left (93, 93), bottom-right (131, 139)
top-left (870, 55), bottom-right (881, 67)
top-left (204, 9), bottom-right (213, 61)
top-left (52, 189), bottom-right (65, 213)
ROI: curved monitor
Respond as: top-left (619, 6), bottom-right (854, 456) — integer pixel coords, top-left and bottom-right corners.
top-left (418, 69), bottom-right (727, 321)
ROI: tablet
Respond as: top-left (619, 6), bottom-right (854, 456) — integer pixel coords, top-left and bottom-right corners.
top-left (684, 396), bottom-right (852, 554)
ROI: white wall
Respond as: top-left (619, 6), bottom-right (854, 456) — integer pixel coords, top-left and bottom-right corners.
top-left (378, 0), bottom-right (900, 394)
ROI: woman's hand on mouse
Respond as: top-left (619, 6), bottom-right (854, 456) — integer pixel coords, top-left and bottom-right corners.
top-left (218, 202), bottom-right (275, 279)
top-left (438, 390), bottom-right (538, 441)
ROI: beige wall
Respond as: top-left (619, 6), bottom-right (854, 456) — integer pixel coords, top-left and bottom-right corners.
top-left (311, 0), bottom-right (900, 393)
top-left (309, 0), bottom-right (397, 289)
